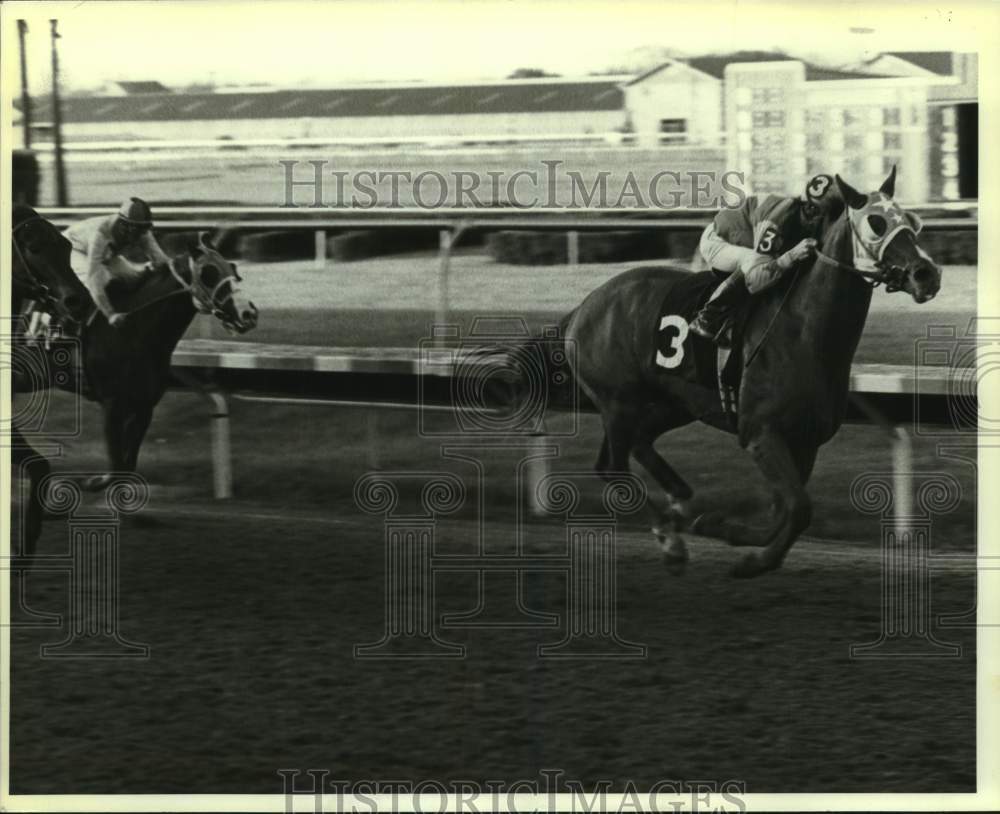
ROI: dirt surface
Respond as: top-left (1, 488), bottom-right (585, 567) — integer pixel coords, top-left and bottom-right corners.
top-left (11, 503), bottom-right (976, 794)
top-left (8, 253), bottom-right (979, 794)
top-left (10, 396), bottom-right (978, 794)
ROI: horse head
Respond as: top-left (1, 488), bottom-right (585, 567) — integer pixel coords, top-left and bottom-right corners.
top-left (184, 232), bottom-right (258, 334)
top-left (12, 205), bottom-right (93, 326)
top-left (832, 167), bottom-right (941, 304)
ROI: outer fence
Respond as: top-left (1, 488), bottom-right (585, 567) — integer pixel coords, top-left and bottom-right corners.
top-left (166, 341), bottom-right (970, 546)
top-left (35, 205), bottom-right (980, 332)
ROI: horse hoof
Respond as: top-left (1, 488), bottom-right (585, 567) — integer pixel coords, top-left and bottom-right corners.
top-left (663, 553), bottom-right (687, 576)
top-left (82, 474), bottom-right (112, 491)
top-left (731, 554), bottom-right (767, 579)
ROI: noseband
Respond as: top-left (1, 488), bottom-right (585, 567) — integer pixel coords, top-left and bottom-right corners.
top-left (813, 216), bottom-right (914, 292)
top-left (167, 254), bottom-right (242, 326)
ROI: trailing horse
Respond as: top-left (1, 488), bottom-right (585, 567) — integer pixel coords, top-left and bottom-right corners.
top-left (36, 233), bottom-right (258, 489)
top-left (10, 205), bottom-right (94, 557)
top-left (560, 169), bottom-right (940, 578)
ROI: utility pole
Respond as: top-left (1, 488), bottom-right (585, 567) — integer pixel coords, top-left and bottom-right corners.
top-left (18, 20), bottom-right (32, 148)
top-left (50, 18), bottom-right (68, 205)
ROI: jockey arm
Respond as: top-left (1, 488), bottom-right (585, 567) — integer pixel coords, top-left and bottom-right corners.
top-left (82, 230), bottom-right (121, 319)
top-left (701, 199), bottom-right (816, 295)
top-left (139, 231), bottom-right (171, 267)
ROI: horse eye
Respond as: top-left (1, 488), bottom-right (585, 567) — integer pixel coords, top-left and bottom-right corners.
top-left (866, 214), bottom-right (888, 236)
top-left (803, 203), bottom-right (818, 219)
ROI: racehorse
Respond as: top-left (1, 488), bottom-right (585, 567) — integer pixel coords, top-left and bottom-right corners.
top-left (39, 233), bottom-right (258, 489)
top-left (10, 205), bottom-right (94, 556)
top-left (561, 169), bottom-right (940, 578)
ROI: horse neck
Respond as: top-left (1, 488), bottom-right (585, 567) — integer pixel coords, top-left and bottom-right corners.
top-left (127, 258), bottom-right (199, 354)
top-left (792, 216), bottom-right (874, 372)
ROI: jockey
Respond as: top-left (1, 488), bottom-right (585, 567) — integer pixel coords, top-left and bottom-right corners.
top-left (64, 197), bottom-right (171, 326)
top-left (689, 174), bottom-right (842, 347)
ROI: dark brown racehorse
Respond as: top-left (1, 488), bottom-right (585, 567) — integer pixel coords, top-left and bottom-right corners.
top-left (10, 205), bottom-right (94, 556)
top-left (562, 169), bottom-right (941, 577)
top-left (65, 233), bottom-right (258, 489)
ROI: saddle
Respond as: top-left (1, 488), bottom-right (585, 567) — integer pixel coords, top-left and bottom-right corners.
top-left (653, 271), bottom-right (748, 425)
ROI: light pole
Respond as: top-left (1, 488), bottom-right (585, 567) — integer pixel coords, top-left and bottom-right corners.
top-left (17, 20), bottom-right (31, 148)
top-left (50, 19), bottom-right (68, 206)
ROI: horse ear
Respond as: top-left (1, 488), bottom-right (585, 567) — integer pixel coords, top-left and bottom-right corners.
top-left (879, 165), bottom-right (897, 197)
top-left (198, 231), bottom-right (215, 251)
top-left (835, 174), bottom-right (867, 210)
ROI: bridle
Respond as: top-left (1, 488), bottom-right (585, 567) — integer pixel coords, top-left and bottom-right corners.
top-left (813, 207), bottom-right (916, 292)
top-left (12, 217), bottom-right (58, 303)
top-left (167, 253), bottom-right (246, 331)
top-left (11, 216), bottom-right (91, 322)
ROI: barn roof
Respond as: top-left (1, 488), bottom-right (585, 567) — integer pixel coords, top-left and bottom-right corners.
top-left (628, 52), bottom-right (890, 84)
top-left (886, 51), bottom-right (954, 76)
top-left (25, 79), bottom-right (626, 124)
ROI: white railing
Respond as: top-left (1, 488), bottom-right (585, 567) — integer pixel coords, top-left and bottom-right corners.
top-left (35, 205), bottom-right (978, 335)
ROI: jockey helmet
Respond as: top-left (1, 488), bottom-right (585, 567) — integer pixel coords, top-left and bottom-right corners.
top-left (117, 197), bottom-right (153, 227)
top-left (799, 174), bottom-right (843, 227)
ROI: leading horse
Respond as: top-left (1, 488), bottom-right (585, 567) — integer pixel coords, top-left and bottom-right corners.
top-left (561, 169), bottom-right (940, 577)
top-left (10, 205), bottom-right (95, 556)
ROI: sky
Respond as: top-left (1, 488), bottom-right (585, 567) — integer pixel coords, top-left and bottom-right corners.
top-left (2, 0), bottom-right (983, 95)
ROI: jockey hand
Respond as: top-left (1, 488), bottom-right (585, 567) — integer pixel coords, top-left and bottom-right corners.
top-left (108, 312), bottom-right (127, 328)
top-left (777, 238), bottom-right (818, 271)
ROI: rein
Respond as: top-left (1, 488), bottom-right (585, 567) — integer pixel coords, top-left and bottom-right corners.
top-left (115, 255), bottom-right (237, 322)
top-left (746, 210), bottom-right (910, 369)
top-left (812, 216), bottom-right (911, 292)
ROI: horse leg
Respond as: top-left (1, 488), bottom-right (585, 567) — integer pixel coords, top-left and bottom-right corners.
top-left (731, 428), bottom-right (814, 579)
top-left (629, 407), bottom-right (695, 573)
top-left (11, 435), bottom-right (50, 559)
top-left (122, 402), bottom-right (154, 473)
top-left (84, 399), bottom-right (132, 490)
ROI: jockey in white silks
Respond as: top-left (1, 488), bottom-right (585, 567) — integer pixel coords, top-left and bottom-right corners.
top-left (64, 197), bottom-right (171, 327)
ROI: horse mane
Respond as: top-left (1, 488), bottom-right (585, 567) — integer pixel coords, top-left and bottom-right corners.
top-left (13, 204), bottom-right (39, 227)
top-left (110, 254), bottom-right (192, 314)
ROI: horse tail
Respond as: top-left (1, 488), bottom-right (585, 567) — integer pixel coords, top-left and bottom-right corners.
top-left (459, 315), bottom-right (577, 420)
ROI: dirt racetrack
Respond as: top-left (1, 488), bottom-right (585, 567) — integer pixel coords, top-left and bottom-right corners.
top-left (10, 401), bottom-right (977, 794)
top-left (11, 501), bottom-right (976, 794)
top-left (9, 254), bottom-right (978, 795)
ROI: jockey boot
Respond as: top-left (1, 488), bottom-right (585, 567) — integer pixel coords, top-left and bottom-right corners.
top-left (688, 271), bottom-right (750, 348)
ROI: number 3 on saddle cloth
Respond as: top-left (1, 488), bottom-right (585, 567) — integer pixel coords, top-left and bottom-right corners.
top-left (652, 270), bottom-right (749, 423)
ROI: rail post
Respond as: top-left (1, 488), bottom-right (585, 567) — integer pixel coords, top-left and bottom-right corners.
top-left (567, 230), bottom-right (580, 268)
top-left (314, 229), bottom-right (326, 271)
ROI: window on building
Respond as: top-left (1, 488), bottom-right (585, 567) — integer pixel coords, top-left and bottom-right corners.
top-left (658, 119), bottom-right (686, 143)
top-left (752, 87), bottom-right (784, 106)
top-left (883, 132), bottom-right (902, 150)
top-left (752, 110), bottom-right (785, 128)
top-left (844, 133), bottom-right (864, 153)
top-left (883, 107), bottom-right (901, 127)
top-left (806, 132), bottom-right (825, 153)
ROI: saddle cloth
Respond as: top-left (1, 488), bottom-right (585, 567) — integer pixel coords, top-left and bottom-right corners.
top-left (653, 270), bottom-right (747, 423)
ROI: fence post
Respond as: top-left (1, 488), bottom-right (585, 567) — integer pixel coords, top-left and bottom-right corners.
top-left (314, 230), bottom-right (326, 271)
top-left (436, 229), bottom-right (452, 343)
top-left (567, 230), bottom-right (579, 268)
top-left (208, 391), bottom-right (232, 499)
